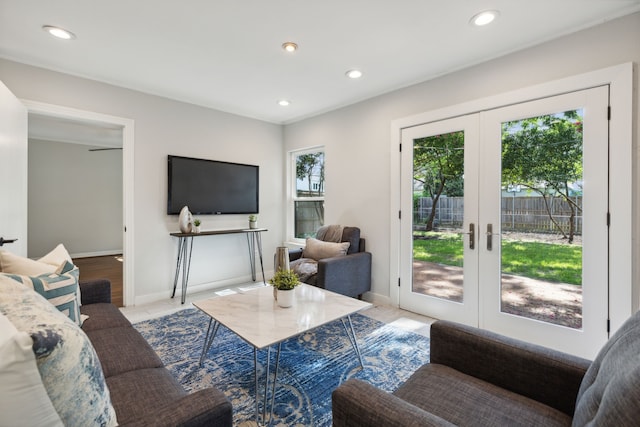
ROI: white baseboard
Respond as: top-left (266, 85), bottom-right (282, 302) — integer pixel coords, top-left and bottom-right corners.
top-left (133, 270), bottom-right (274, 306)
top-left (71, 250), bottom-right (123, 259)
top-left (362, 291), bottom-right (392, 306)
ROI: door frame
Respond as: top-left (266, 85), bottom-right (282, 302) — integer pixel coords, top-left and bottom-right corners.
top-left (390, 62), bottom-right (635, 335)
top-left (22, 100), bottom-right (135, 307)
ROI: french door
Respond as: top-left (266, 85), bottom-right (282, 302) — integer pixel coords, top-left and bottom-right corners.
top-left (400, 86), bottom-right (610, 358)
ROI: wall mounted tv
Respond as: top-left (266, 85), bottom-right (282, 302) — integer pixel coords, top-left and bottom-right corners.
top-left (167, 155), bottom-right (259, 215)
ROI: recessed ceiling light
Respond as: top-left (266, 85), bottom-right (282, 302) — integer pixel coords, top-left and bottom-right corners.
top-left (278, 99), bottom-right (291, 107)
top-left (345, 69), bottom-right (363, 79)
top-left (282, 42), bottom-right (298, 53)
top-left (470, 10), bottom-right (500, 26)
top-left (42, 25), bottom-right (76, 40)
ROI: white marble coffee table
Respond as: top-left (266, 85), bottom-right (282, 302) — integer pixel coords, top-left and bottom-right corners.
top-left (193, 283), bottom-right (371, 425)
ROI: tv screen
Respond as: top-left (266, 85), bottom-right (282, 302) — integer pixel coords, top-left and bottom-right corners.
top-left (167, 155), bottom-right (259, 215)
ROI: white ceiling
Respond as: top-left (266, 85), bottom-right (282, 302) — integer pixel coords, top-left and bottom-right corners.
top-left (1, 0), bottom-right (640, 125)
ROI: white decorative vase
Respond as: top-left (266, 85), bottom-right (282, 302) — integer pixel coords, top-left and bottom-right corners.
top-left (194, 225), bottom-right (201, 233)
top-left (249, 221), bottom-right (257, 229)
top-left (179, 206), bottom-right (193, 233)
top-left (277, 288), bottom-right (295, 308)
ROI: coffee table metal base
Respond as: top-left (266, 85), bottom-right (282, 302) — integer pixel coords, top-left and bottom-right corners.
top-left (198, 314), bottom-right (365, 426)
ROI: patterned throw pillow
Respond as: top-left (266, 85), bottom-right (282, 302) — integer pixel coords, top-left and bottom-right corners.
top-left (0, 312), bottom-right (64, 427)
top-left (1, 261), bottom-right (82, 325)
top-left (0, 276), bottom-right (117, 426)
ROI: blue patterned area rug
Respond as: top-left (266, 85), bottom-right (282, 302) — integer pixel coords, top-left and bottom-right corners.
top-left (134, 308), bottom-right (430, 426)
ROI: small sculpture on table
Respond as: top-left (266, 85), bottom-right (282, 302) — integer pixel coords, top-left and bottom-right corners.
top-left (179, 206), bottom-right (193, 233)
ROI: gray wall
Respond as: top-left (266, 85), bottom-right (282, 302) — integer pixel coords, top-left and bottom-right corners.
top-left (0, 59), bottom-right (284, 304)
top-left (27, 139), bottom-right (123, 258)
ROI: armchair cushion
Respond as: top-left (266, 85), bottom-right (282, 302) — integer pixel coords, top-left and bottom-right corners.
top-left (302, 237), bottom-right (350, 260)
top-left (394, 364), bottom-right (571, 426)
top-left (430, 320), bottom-right (589, 416)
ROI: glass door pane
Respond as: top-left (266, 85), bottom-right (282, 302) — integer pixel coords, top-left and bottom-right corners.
top-left (412, 131), bottom-right (465, 303)
top-left (500, 110), bottom-right (584, 329)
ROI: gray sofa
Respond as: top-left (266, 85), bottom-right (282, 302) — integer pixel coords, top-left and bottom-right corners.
top-left (79, 279), bottom-right (232, 426)
top-left (333, 311), bottom-right (640, 426)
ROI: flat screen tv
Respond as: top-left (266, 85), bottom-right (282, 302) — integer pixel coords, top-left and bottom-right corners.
top-left (167, 155), bottom-right (259, 215)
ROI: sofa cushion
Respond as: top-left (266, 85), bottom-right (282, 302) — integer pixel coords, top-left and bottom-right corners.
top-left (573, 310), bottom-right (640, 425)
top-left (1, 261), bottom-right (82, 325)
top-left (302, 237), bottom-right (350, 260)
top-left (80, 302), bottom-right (132, 331)
top-left (86, 326), bottom-right (163, 378)
top-left (0, 311), bottom-right (63, 427)
top-left (394, 364), bottom-right (571, 426)
top-left (106, 368), bottom-right (187, 425)
top-left (0, 276), bottom-right (117, 426)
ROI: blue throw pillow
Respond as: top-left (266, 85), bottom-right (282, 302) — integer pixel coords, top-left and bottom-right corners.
top-left (1, 261), bottom-right (82, 325)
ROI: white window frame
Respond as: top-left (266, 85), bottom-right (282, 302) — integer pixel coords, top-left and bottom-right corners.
top-left (288, 146), bottom-right (325, 244)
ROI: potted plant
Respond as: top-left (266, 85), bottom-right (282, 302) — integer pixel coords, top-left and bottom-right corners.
top-left (193, 219), bottom-right (201, 233)
top-left (248, 214), bottom-right (258, 229)
top-left (269, 268), bottom-right (299, 308)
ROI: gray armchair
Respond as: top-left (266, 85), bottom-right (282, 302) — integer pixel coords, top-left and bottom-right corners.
top-left (333, 310), bottom-right (640, 426)
top-left (289, 226), bottom-right (371, 299)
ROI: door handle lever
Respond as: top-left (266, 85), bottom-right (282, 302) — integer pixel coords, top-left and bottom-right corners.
top-left (463, 223), bottom-right (475, 250)
top-left (0, 237), bottom-right (18, 247)
top-left (486, 224), bottom-right (499, 251)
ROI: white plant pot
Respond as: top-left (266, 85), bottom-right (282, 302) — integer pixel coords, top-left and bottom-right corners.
top-left (277, 288), bottom-right (295, 308)
top-left (249, 221), bottom-right (257, 229)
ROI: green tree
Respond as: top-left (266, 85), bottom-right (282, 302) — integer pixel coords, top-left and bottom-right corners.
top-left (296, 152), bottom-right (325, 196)
top-left (295, 152), bottom-right (325, 228)
top-left (501, 111), bottom-right (583, 243)
top-left (414, 131), bottom-right (464, 231)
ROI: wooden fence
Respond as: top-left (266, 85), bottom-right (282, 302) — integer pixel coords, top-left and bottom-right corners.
top-left (415, 195), bottom-right (582, 234)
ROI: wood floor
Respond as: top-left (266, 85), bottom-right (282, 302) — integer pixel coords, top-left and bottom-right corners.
top-left (73, 254), bottom-right (124, 307)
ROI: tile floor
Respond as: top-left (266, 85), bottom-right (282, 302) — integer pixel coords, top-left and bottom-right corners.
top-left (120, 282), bottom-right (436, 337)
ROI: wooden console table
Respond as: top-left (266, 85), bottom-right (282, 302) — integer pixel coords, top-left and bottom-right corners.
top-left (170, 228), bottom-right (267, 304)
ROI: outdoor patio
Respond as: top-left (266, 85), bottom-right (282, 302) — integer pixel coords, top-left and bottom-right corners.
top-left (412, 261), bottom-right (582, 329)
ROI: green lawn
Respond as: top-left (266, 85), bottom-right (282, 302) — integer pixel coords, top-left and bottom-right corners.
top-left (413, 231), bottom-right (582, 285)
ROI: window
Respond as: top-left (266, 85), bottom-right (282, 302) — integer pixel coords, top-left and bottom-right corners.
top-left (291, 149), bottom-right (325, 239)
